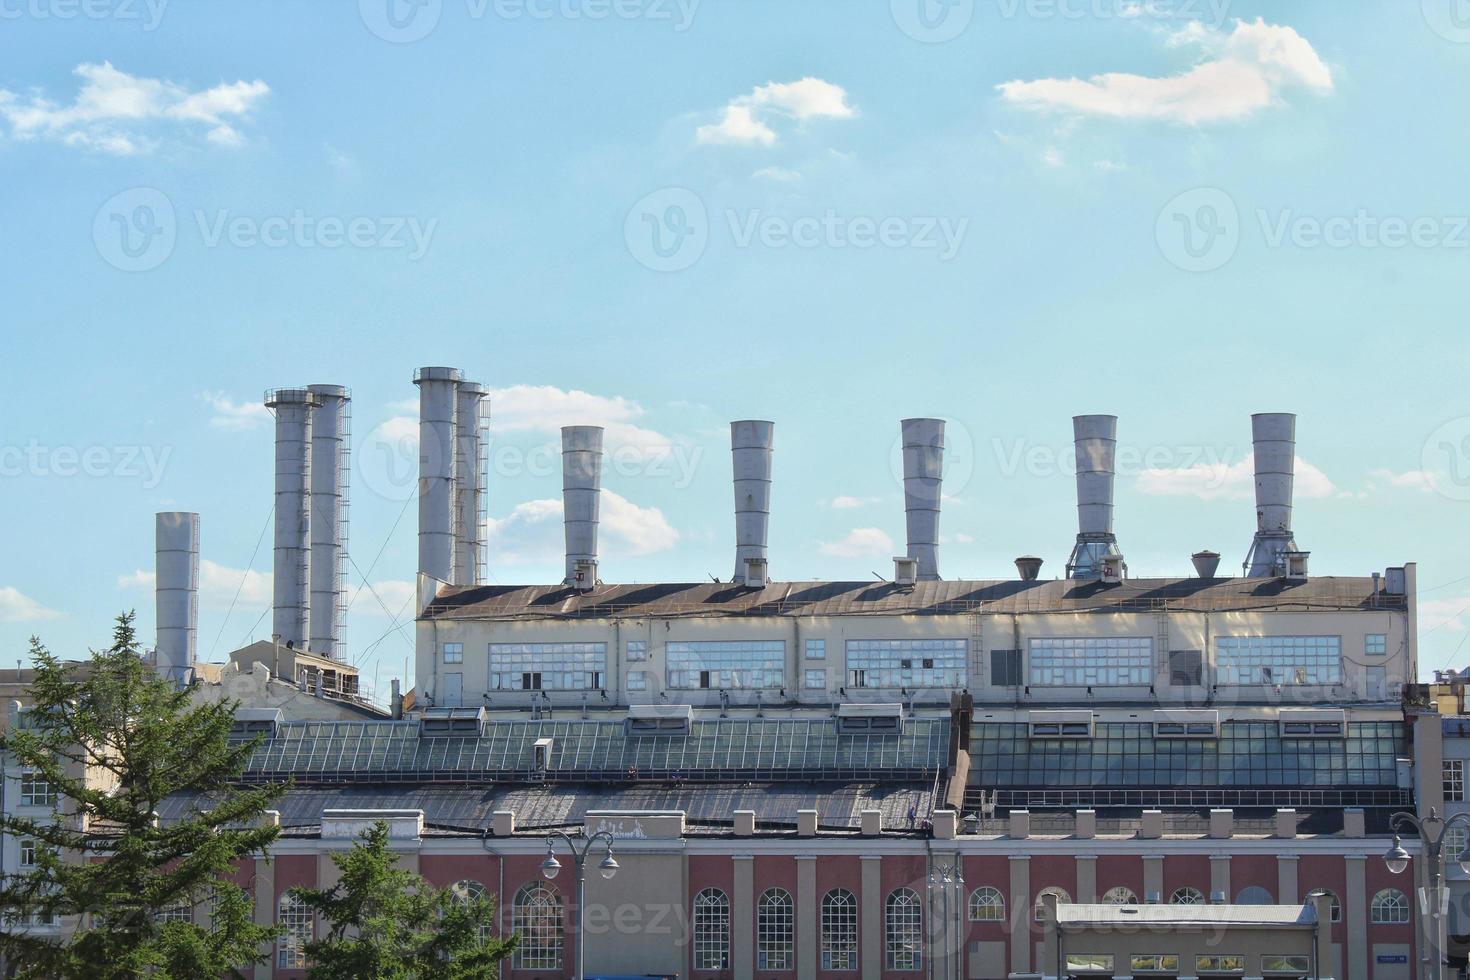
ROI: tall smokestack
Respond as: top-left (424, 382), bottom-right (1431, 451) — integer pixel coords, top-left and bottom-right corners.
top-left (265, 387), bottom-right (318, 648)
top-left (731, 420), bottom-right (774, 585)
top-left (1067, 415), bottom-right (1121, 580)
top-left (1245, 412), bottom-right (1299, 577)
top-left (562, 426), bottom-right (604, 587)
top-left (307, 384), bottom-right (349, 660)
top-left (414, 367), bottom-right (462, 585)
top-left (155, 511), bottom-right (198, 687)
top-left (901, 418), bottom-right (944, 581)
top-left (453, 381), bottom-right (488, 587)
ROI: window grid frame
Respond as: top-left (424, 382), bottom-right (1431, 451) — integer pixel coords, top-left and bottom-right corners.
top-left (757, 887), bottom-right (794, 970)
top-left (1216, 635), bottom-right (1343, 686)
top-left (489, 642), bottom-right (607, 692)
top-left (846, 638), bottom-right (967, 691)
top-left (1029, 636), bottom-right (1152, 687)
top-left (512, 882), bottom-right (564, 969)
top-left (885, 887), bottom-right (923, 971)
top-left (692, 887), bottom-right (731, 970)
top-left (821, 887), bottom-right (859, 971)
top-left (667, 641), bottom-right (785, 691)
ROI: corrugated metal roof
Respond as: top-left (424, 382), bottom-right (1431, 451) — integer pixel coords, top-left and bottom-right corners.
top-left (1057, 903), bottom-right (1316, 927)
top-left (422, 576), bottom-right (1395, 622)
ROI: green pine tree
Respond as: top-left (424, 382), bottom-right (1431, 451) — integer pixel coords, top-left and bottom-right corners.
top-left (0, 612), bottom-right (285, 979)
top-left (291, 820), bottom-right (516, 979)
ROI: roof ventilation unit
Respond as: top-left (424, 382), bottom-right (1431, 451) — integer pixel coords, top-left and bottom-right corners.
top-left (900, 418), bottom-right (945, 581)
top-left (572, 558), bottom-right (599, 593)
top-left (413, 367), bottom-right (463, 586)
top-left (1384, 566), bottom-right (1407, 595)
top-left (893, 556), bottom-right (919, 588)
top-left (1278, 708), bottom-right (1345, 739)
top-left (1028, 709), bottom-right (1094, 740)
top-left (836, 702), bottom-right (905, 735)
top-left (1283, 551), bottom-right (1311, 582)
top-left (1244, 413), bottom-right (1302, 577)
top-left (731, 420), bottom-right (774, 586)
top-left (1191, 550), bottom-right (1221, 579)
top-left (625, 703), bottom-right (693, 736)
top-left (741, 557), bottom-right (768, 590)
top-left (418, 706), bottom-right (487, 737)
top-left (453, 381), bottom-right (489, 587)
top-left (1067, 415), bottom-right (1123, 580)
top-left (1152, 709), bottom-right (1220, 739)
top-left (1015, 556), bottom-right (1043, 582)
top-left (1100, 554), bottom-right (1126, 584)
top-left (230, 707), bottom-right (283, 741)
top-left (562, 425), bottom-right (604, 588)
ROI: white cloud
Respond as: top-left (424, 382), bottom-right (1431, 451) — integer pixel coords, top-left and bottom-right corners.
top-left (118, 559), bottom-right (271, 611)
top-left (955, 533), bottom-right (976, 544)
top-left (817, 527), bottom-right (895, 559)
top-left (696, 76), bottom-right (855, 147)
top-left (350, 579), bottom-right (417, 617)
top-left (753, 166), bottom-right (803, 181)
top-left (487, 384), bottom-right (679, 459)
top-left (0, 62), bottom-right (269, 154)
top-left (1421, 593), bottom-right (1470, 636)
top-left (997, 18), bottom-right (1332, 124)
top-left (822, 495), bottom-right (880, 510)
top-left (0, 587), bottom-right (61, 623)
top-left (484, 491), bottom-right (679, 566)
top-left (1136, 455), bottom-right (1336, 500)
top-left (1368, 468), bottom-right (1436, 493)
top-left (203, 391), bottom-right (271, 431)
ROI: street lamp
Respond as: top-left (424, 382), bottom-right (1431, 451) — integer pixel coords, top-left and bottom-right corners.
top-left (541, 830), bottom-right (618, 979)
top-left (1384, 808), bottom-right (1470, 980)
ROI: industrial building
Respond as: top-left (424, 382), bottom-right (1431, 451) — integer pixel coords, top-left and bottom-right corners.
top-left (0, 366), bottom-right (1448, 979)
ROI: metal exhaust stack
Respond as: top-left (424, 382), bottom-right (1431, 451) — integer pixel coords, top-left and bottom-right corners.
top-left (453, 381), bottom-right (489, 587)
top-left (1192, 550), bottom-right (1221, 579)
top-left (1245, 412), bottom-right (1300, 577)
top-left (731, 420), bottom-right (774, 586)
top-left (155, 512), bottom-right (198, 686)
top-left (265, 387), bottom-right (319, 648)
top-left (562, 426), bottom-right (604, 588)
top-left (900, 418), bottom-right (944, 581)
top-left (1067, 414), bottom-right (1122, 580)
top-left (414, 367), bottom-right (462, 585)
top-left (307, 384), bottom-right (349, 660)
top-left (1015, 556), bottom-right (1043, 581)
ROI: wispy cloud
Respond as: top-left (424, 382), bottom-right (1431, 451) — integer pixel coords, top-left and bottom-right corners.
top-left (753, 166), bottom-right (803, 181)
top-left (696, 77), bottom-right (855, 147)
top-left (821, 495), bottom-right (880, 510)
top-left (203, 392), bottom-right (271, 431)
top-left (0, 587), bottom-right (61, 623)
top-left (1136, 454), bottom-right (1336, 500)
top-left (1367, 468), bottom-right (1437, 493)
top-left (119, 559), bottom-right (271, 610)
top-left (817, 527), bottom-right (895, 559)
top-left (485, 491), bottom-right (679, 565)
top-left (0, 62), bottom-right (269, 154)
top-left (997, 18), bottom-right (1332, 124)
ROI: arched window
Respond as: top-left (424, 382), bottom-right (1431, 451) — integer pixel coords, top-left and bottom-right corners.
top-left (757, 888), bottom-right (794, 970)
top-left (821, 888), bottom-right (859, 971)
top-left (969, 886), bottom-right (1005, 921)
top-left (1170, 887), bottom-right (1205, 905)
top-left (155, 898), bottom-right (192, 924)
top-left (1310, 888), bottom-right (1342, 923)
top-left (277, 893), bottom-right (312, 969)
top-left (1035, 886), bottom-right (1072, 920)
top-left (512, 883), bottom-right (563, 970)
top-left (693, 888), bottom-right (730, 970)
top-left (1235, 886), bottom-right (1273, 906)
top-left (449, 879), bottom-right (492, 943)
top-left (1101, 886), bottom-right (1139, 905)
top-left (1371, 889), bottom-right (1409, 924)
top-left (885, 887), bottom-right (923, 971)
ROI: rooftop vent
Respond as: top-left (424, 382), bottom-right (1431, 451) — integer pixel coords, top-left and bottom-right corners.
top-left (741, 557), bottom-right (768, 590)
top-left (731, 420), bottom-right (774, 586)
top-left (1191, 550), bottom-right (1221, 579)
top-left (1283, 551), bottom-right (1310, 582)
top-left (1279, 708), bottom-right (1344, 739)
top-left (1153, 709), bottom-right (1220, 739)
top-left (1068, 415), bottom-right (1122, 580)
top-left (1015, 555), bottom-right (1043, 581)
top-left (572, 558), bottom-right (599, 593)
top-left (1100, 554), bottom-right (1126, 584)
top-left (893, 556), bottom-right (919, 587)
top-left (836, 702), bottom-right (904, 735)
top-left (418, 706), bottom-right (486, 737)
top-left (1244, 413), bottom-right (1302, 578)
top-left (562, 425), bottom-right (604, 588)
top-left (900, 418), bottom-right (945, 581)
top-left (230, 707), bottom-right (283, 740)
top-left (625, 703), bottom-right (693, 736)
top-left (1028, 709), bottom-right (1094, 740)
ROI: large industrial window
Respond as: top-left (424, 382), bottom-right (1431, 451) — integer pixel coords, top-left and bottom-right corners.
top-left (1169, 650), bottom-right (1203, 686)
top-left (277, 894), bottom-right (312, 969)
top-left (1446, 760), bottom-right (1465, 801)
top-left (969, 886), bottom-right (1004, 921)
top-left (1371, 889), bottom-right (1409, 924)
top-left (885, 887), bottom-right (922, 971)
top-left (1132, 955), bottom-right (1180, 973)
top-left (821, 888), bottom-right (858, 971)
top-left (449, 880), bottom-right (493, 943)
top-left (692, 888), bottom-right (730, 969)
top-left (1215, 636), bottom-right (1342, 685)
top-left (155, 900), bottom-right (191, 925)
top-left (512, 883), bottom-right (563, 969)
top-left (757, 888), bottom-right (794, 970)
top-left (489, 642), bottom-right (606, 692)
top-left (1196, 955), bottom-right (1245, 973)
top-left (1262, 955), bottom-right (1310, 974)
top-left (991, 649), bottom-right (1022, 687)
top-left (1029, 637), bottom-right (1152, 686)
top-left (19, 771), bottom-right (56, 808)
top-left (1067, 955), bottom-right (1115, 973)
top-left (846, 639), bottom-right (966, 690)
top-left (667, 640), bottom-right (784, 690)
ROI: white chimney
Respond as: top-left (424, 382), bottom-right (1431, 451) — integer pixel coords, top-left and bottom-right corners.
top-left (414, 367), bottom-right (462, 585)
top-left (265, 387), bottom-right (318, 648)
top-left (307, 384), bottom-right (349, 660)
top-left (562, 425), bottom-right (604, 588)
top-left (1067, 414), bottom-right (1122, 580)
top-left (900, 418), bottom-right (944, 581)
top-left (453, 381), bottom-right (488, 587)
top-left (155, 512), bottom-right (198, 687)
top-left (731, 420), bottom-right (774, 585)
top-left (1245, 413), bottom-right (1300, 577)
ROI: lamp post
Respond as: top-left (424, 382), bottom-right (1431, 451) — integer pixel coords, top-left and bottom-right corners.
top-left (1384, 808), bottom-right (1470, 980)
top-left (928, 860), bottom-right (964, 980)
top-left (541, 829), bottom-right (619, 980)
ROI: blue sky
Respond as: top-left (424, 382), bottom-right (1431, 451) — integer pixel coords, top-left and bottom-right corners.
top-left (3, 0), bottom-right (1470, 700)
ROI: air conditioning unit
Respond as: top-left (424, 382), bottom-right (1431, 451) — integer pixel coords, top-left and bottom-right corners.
top-left (1100, 554), bottom-right (1126, 584)
top-left (625, 703), bottom-right (693, 736)
top-left (573, 558), bottom-right (598, 592)
top-left (532, 736), bottom-right (554, 771)
top-left (1284, 551), bottom-right (1310, 581)
top-left (742, 557), bottom-right (768, 589)
top-left (1278, 708), bottom-right (1344, 739)
top-left (1028, 709), bottom-right (1094, 740)
top-left (836, 702), bottom-right (904, 735)
top-left (1153, 709), bottom-right (1220, 739)
top-left (230, 707), bottom-right (283, 740)
top-left (418, 706), bottom-right (487, 737)
top-left (893, 557), bottom-right (919, 587)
